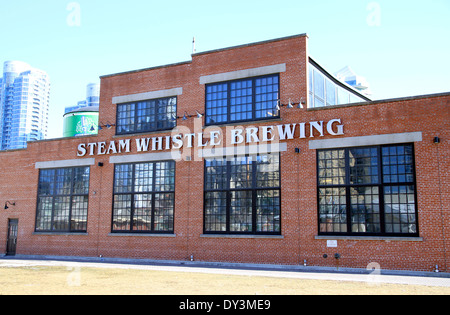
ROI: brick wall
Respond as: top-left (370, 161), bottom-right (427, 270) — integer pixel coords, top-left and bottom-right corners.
top-left (0, 34), bottom-right (449, 273)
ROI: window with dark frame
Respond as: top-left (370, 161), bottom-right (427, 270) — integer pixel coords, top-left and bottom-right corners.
top-left (205, 74), bottom-right (280, 125)
top-left (116, 97), bottom-right (177, 135)
top-left (317, 144), bottom-right (418, 237)
top-left (204, 153), bottom-right (281, 235)
top-left (36, 167), bottom-right (90, 233)
top-left (112, 161), bottom-right (175, 233)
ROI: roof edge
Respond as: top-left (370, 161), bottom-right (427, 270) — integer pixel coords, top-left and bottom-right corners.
top-left (308, 91), bottom-right (450, 111)
top-left (100, 34), bottom-right (309, 79)
top-left (192, 33), bottom-right (308, 57)
top-left (100, 60), bottom-right (192, 79)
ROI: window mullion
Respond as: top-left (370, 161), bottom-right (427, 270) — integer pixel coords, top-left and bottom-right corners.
top-left (68, 168), bottom-right (75, 232)
top-left (50, 170), bottom-right (57, 232)
top-left (378, 146), bottom-right (386, 235)
top-left (251, 78), bottom-right (256, 121)
top-left (130, 164), bottom-right (136, 232)
top-left (226, 160), bottom-right (231, 233)
top-left (345, 149), bottom-right (352, 234)
top-left (151, 162), bottom-right (157, 233)
top-left (252, 158), bottom-right (257, 234)
top-left (133, 103), bottom-right (138, 134)
top-left (227, 82), bottom-right (231, 123)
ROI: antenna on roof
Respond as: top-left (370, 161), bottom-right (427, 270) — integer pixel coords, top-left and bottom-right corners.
top-left (192, 37), bottom-right (196, 54)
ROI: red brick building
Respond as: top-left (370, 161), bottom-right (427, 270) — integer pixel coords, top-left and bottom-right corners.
top-left (1, 34), bottom-right (449, 273)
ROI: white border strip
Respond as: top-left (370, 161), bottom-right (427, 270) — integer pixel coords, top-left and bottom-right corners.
top-left (110, 151), bottom-right (181, 164)
top-left (199, 143), bottom-right (288, 158)
top-left (35, 158), bottom-right (96, 169)
top-left (309, 132), bottom-right (423, 150)
top-left (112, 87), bottom-right (183, 104)
top-left (199, 64), bottom-right (286, 85)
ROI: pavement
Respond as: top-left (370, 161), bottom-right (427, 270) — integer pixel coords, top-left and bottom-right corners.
top-left (1, 255), bottom-right (450, 288)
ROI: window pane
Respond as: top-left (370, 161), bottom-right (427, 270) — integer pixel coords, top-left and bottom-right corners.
top-left (205, 192), bottom-right (227, 232)
top-left (36, 197), bottom-right (53, 231)
top-left (204, 154), bottom-right (281, 235)
top-left (117, 97), bottom-right (176, 134)
top-left (38, 169), bottom-right (55, 196)
top-left (53, 196), bottom-right (71, 231)
top-left (154, 161), bottom-right (175, 192)
top-left (230, 156), bottom-right (253, 189)
top-left (36, 167), bottom-right (90, 233)
top-left (256, 153), bottom-right (280, 188)
top-left (73, 167), bottom-right (90, 195)
top-left (314, 69), bottom-right (325, 99)
top-left (205, 158), bottom-right (228, 190)
top-left (55, 168), bottom-right (72, 195)
top-left (317, 145), bottom-right (417, 237)
top-left (349, 147), bottom-right (379, 184)
top-left (382, 144), bottom-right (414, 183)
top-left (113, 194), bottom-right (132, 231)
top-left (117, 103), bottom-right (135, 134)
top-left (230, 79), bottom-right (252, 121)
top-left (230, 190), bottom-right (253, 232)
top-left (71, 195), bottom-right (89, 231)
top-left (384, 185), bottom-right (417, 234)
top-left (114, 164), bottom-right (133, 193)
top-left (206, 75), bottom-right (279, 124)
top-left (337, 88), bottom-right (350, 105)
top-left (133, 194), bottom-right (152, 231)
top-left (255, 75), bottom-right (279, 119)
top-left (314, 96), bottom-right (325, 107)
top-left (326, 79), bottom-right (336, 106)
top-left (136, 101), bottom-right (156, 132)
top-left (112, 161), bottom-right (175, 233)
top-left (318, 149), bottom-right (345, 185)
top-left (206, 83), bottom-right (228, 124)
top-left (319, 188), bottom-right (347, 233)
top-left (157, 97), bottom-right (177, 130)
top-left (308, 66), bottom-right (313, 93)
top-left (350, 186), bottom-right (380, 233)
top-left (257, 190), bottom-right (280, 233)
top-left (134, 163), bottom-right (153, 193)
top-left (153, 193), bottom-right (174, 232)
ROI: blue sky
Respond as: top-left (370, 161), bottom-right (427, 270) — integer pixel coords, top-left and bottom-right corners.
top-left (1, 0), bottom-right (449, 138)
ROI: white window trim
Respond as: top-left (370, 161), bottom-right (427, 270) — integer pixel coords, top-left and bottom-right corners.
top-left (309, 132), bottom-right (423, 150)
top-left (199, 64), bottom-right (286, 85)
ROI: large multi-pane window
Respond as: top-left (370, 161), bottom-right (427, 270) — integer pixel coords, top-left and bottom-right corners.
top-left (116, 97), bottom-right (177, 135)
top-left (204, 153), bottom-right (281, 235)
top-left (112, 161), bottom-right (175, 233)
top-left (309, 62), bottom-right (367, 108)
top-left (317, 144), bottom-right (418, 237)
top-left (36, 167), bottom-right (90, 233)
top-left (205, 74), bottom-right (279, 125)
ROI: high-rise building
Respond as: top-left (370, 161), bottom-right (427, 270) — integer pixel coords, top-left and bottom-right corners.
top-left (335, 66), bottom-right (372, 97)
top-left (0, 61), bottom-right (50, 150)
top-left (64, 83), bottom-right (100, 114)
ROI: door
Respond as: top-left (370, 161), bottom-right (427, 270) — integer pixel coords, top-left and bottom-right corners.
top-left (6, 219), bottom-right (18, 256)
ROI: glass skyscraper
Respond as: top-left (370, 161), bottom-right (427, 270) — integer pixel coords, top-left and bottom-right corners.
top-left (0, 61), bottom-right (50, 150)
top-left (64, 83), bottom-right (100, 114)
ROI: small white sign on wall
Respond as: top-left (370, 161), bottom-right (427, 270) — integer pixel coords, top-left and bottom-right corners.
top-left (327, 240), bottom-right (338, 248)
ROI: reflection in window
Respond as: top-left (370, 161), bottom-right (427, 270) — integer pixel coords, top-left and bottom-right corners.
top-left (116, 97), bottom-right (177, 135)
top-left (206, 75), bottom-right (279, 125)
top-left (36, 167), bottom-right (90, 233)
top-left (112, 161), bottom-right (175, 233)
top-left (318, 144), bottom-right (418, 236)
top-left (309, 62), bottom-right (367, 108)
top-left (204, 153), bottom-right (281, 235)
